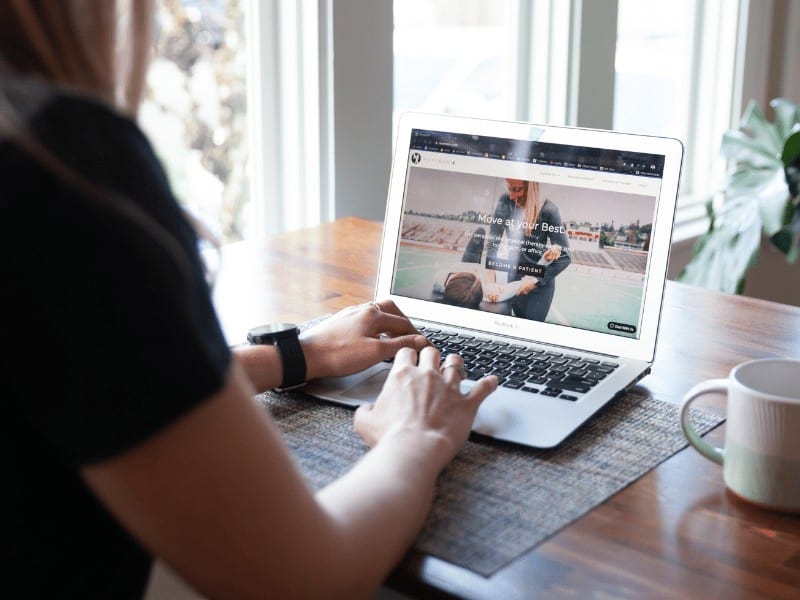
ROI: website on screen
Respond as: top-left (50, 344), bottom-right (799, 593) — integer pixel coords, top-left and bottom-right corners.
top-left (391, 129), bottom-right (665, 339)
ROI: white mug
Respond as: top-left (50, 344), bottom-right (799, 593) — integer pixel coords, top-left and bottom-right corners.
top-left (680, 358), bottom-right (800, 513)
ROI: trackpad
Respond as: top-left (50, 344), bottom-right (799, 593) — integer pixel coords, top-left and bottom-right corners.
top-left (342, 367), bottom-right (390, 402)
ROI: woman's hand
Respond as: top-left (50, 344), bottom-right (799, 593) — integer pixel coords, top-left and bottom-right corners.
top-left (484, 283), bottom-right (501, 303)
top-left (516, 277), bottom-right (537, 296)
top-left (300, 300), bottom-right (429, 380)
top-left (542, 244), bottom-right (562, 262)
top-left (354, 348), bottom-right (497, 469)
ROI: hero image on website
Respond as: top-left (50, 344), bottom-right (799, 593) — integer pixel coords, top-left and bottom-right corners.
top-left (392, 142), bottom-right (661, 339)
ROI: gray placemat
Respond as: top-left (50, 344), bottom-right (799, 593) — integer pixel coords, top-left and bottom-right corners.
top-left (258, 388), bottom-right (723, 577)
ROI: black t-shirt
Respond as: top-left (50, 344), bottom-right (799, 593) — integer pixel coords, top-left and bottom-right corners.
top-left (1, 82), bottom-right (231, 598)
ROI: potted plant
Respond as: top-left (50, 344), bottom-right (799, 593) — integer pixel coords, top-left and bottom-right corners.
top-left (678, 98), bottom-right (800, 294)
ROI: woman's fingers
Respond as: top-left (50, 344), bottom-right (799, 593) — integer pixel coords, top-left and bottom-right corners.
top-left (417, 345), bottom-right (441, 370)
top-left (439, 354), bottom-right (466, 387)
top-left (465, 376), bottom-right (498, 407)
top-left (393, 346), bottom-right (420, 368)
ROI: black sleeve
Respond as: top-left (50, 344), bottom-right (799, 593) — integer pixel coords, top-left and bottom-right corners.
top-left (1, 93), bottom-right (231, 465)
top-left (537, 201), bottom-right (571, 287)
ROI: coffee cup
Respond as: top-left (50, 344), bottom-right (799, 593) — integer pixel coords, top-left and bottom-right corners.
top-left (680, 358), bottom-right (800, 512)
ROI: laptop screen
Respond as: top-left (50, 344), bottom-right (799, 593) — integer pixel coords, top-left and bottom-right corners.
top-left (389, 128), bottom-right (666, 340)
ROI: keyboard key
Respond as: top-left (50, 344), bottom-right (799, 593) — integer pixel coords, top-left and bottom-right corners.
top-left (548, 376), bottom-right (593, 393)
top-left (559, 394), bottom-right (578, 401)
top-left (521, 386), bottom-right (540, 394)
top-left (503, 379), bottom-right (524, 389)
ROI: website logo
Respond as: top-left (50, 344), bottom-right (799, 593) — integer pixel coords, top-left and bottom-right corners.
top-left (411, 152), bottom-right (421, 164)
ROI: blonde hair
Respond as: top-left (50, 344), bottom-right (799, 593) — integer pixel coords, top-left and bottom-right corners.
top-left (0, 0), bottom-right (153, 115)
top-left (523, 181), bottom-right (544, 237)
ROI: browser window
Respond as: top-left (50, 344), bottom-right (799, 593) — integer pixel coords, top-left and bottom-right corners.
top-left (391, 129), bottom-right (665, 340)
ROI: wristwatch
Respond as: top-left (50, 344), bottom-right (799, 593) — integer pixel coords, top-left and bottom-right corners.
top-left (247, 323), bottom-right (307, 391)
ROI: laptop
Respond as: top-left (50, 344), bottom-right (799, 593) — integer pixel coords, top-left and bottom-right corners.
top-left (306, 112), bottom-right (683, 448)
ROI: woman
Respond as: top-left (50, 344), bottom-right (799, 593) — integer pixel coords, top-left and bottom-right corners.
top-left (486, 179), bottom-right (571, 321)
top-left (0, 2), bottom-right (497, 598)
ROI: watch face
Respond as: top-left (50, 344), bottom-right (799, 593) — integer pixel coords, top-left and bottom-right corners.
top-left (247, 323), bottom-right (298, 344)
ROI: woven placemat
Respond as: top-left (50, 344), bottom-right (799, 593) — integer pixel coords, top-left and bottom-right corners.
top-left (258, 388), bottom-right (723, 577)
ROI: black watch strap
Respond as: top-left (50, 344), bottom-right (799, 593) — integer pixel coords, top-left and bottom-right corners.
top-left (273, 334), bottom-right (306, 390)
top-left (247, 324), bottom-right (307, 391)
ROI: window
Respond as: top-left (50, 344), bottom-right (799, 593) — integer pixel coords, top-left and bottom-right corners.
top-left (614, 0), bottom-right (743, 240)
top-left (393, 1), bottom-right (516, 125)
top-left (165, 0), bottom-right (788, 241)
top-left (391, 0), bottom-right (749, 242)
top-left (613, 0), bottom-right (695, 139)
top-left (139, 0), bottom-right (249, 244)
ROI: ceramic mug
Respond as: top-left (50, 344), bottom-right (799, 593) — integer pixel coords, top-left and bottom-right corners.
top-left (680, 358), bottom-right (800, 512)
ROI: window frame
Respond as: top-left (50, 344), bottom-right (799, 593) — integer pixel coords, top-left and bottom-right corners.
top-left (246, 0), bottom-right (776, 240)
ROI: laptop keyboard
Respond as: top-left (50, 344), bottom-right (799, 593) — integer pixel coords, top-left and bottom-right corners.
top-left (416, 325), bottom-right (619, 402)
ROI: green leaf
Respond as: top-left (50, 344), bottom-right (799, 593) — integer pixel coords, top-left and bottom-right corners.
top-left (721, 130), bottom-right (782, 167)
top-left (683, 98), bottom-right (800, 293)
top-left (678, 200), bottom-right (762, 293)
top-left (783, 131), bottom-right (800, 166)
top-left (771, 227), bottom-right (793, 254)
top-left (783, 132), bottom-right (800, 198)
top-left (770, 98), bottom-right (800, 141)
top-left (727, 164), bottom-right (776, 190)
top-left (770, 206), bottom-right (800, 261)
top-left (740, 100), bottom-right (785, 154)
top-left (753, 171), bottom-right (791, 236)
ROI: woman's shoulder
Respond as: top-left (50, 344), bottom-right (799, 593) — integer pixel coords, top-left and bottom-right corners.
top-left (541, 197), bottom-right (561, 216)
top-left (493, 193), bottom-right (514, 214)
top-left (3, 77), bottom-right (135, 132)
top-left (6, 79), bottom-right (151, 168)
top-left (1, 77), bottom-right (179, 225)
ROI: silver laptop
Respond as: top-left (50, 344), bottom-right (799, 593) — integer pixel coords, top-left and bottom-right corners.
top-left (306, 113), bottom-right (683, 448)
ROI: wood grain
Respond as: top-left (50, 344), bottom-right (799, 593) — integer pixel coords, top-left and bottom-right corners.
top-left (213, 217), bottom-right (800, 599)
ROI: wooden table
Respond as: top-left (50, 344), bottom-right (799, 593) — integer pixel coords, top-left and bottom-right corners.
top-left (212, 217), bottom-right (800, 599)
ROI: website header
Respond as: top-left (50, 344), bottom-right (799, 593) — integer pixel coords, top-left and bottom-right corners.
top-left (410, 129), bottom-right (665, 178)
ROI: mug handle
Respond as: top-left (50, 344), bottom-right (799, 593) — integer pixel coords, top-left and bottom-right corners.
top-left (680, 379), bottom-right (727, 465)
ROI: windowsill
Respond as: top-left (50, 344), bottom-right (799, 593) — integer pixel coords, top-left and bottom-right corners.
top-left (672, 192), bottom-right (710, 244)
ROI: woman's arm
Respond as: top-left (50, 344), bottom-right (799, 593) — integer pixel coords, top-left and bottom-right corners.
top-left (82, 350), bottom-right (495, 599)
top-left (483, 278), bottom-right (527, 302)
top-left (234, 300), bottom-right (429, 393)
